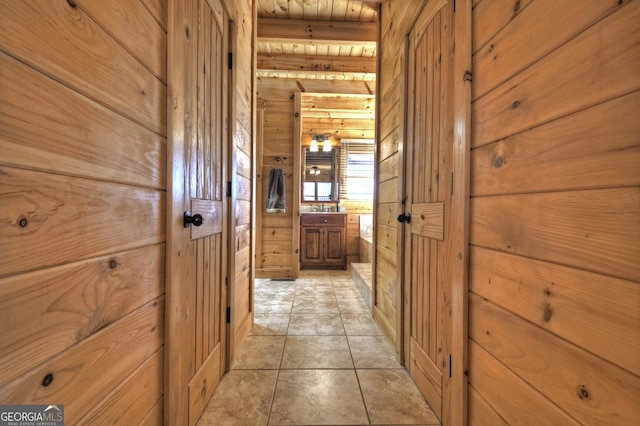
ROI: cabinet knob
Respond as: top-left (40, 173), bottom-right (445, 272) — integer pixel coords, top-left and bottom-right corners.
top-left (323, 219), bottom-right (328, 223)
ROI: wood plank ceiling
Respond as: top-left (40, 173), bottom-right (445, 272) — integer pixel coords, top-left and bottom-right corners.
top-left (256, 0), bottom-right (379, 82)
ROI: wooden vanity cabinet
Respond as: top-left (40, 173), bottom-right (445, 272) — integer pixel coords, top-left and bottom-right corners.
top-left (300, 213), bottom-right (347, 270)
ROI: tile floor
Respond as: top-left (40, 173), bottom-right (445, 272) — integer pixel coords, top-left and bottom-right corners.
top-left (197, 270), bottom-right (440, 426)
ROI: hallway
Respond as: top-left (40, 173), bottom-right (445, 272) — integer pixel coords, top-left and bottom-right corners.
top-left (197, 270), bottom-right (440, 425)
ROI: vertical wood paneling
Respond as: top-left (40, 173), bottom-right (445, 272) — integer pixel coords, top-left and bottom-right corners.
top-left (403, 1), bottom-right (456, 421)
top-left (469, 1), bottom-right (640, 424)
top-left (377, 0), bottom-right (430, 363)
top-left (166, 0), bottom-right (232, 423)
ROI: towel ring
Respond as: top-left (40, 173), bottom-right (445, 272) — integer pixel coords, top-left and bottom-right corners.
top-left (270, 156), bottom-right (286, 170)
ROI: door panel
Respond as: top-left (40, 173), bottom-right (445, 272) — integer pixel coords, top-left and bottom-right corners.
top-left (325, 228), bottom-right (344, 261)
top-left (402, 0), bottom-right (452, 422)
top-left (167, 0), bottom-right (229, 424)
top-left (302, 228), bottom-right (323, 262)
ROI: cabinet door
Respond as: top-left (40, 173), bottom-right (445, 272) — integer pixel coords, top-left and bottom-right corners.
top-left (324, 228), bottom-right (345, 264)
top-left (301, 227), bottom-right (323, 263)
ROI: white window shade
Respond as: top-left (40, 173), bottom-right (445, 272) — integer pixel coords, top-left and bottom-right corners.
top-left (339, 141), bottom-right (375, 201)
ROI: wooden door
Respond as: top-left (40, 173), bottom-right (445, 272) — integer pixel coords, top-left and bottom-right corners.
top-left (401, 0), bottom-right (453, 421)
top-left (324, 227), bottom-right (345, 264)
top-left (166, 0), bottom-right (229, 424)
top-left (301, 227), bottom-right (323, 263)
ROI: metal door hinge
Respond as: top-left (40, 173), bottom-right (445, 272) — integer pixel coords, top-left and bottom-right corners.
top-left (227, 181), bottom-right (232, 198)
top-left (449, 354), bottom-right (452, 377)
top-left (226, 307), bottom-right (231, 323)
top-left (228, 52), bottom-right (233, 70)
top-left (451, 173), bottom-right (454, 196)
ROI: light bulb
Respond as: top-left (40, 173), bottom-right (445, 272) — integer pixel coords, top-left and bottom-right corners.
top-left (309, 136), bottom-right (319, 152)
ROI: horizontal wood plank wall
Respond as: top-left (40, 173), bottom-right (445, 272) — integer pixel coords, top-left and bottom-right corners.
top-left (469, 1), bottom-right (640, 424)
top-left (223, 0), bottom-right (255, 367)
top-left (0, 0), bottom-right (167, 422)
top-left (377, 0), bottom-right (430, 353)
top-left (256, 84), bottom-right (375, 279)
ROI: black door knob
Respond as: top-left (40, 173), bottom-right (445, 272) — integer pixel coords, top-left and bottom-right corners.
top-left (397, 213), bottom-right (411, 223)
top-left (184, 211), bottom-right (204, 228)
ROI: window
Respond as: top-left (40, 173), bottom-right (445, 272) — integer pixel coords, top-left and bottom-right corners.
top-left (339, 140), bottom-right (375, 201)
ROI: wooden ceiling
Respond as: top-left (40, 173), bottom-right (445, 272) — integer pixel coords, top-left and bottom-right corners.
top-left (256, 1), bottom-right (379, 82)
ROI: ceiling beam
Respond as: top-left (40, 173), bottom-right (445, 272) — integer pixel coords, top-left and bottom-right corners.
top-left (258, 53), bottom-right (376, 74)
top-left (258, 18), bottom-right (377, 46)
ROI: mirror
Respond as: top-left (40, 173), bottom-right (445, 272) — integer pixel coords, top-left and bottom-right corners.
top-left (302, 148), bottom-right (339, 202)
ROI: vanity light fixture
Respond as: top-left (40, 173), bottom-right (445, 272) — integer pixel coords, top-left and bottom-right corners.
top-left (310, 133), bottom-right (332, 152)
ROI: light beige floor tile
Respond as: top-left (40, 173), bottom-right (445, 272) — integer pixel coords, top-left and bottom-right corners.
top-left (296, 281), bottom-right (334, 291)
top-left (337, 297), bottom-right (370, 314)
top-left (288, 313), bottom-right (345, 335)
top-left (295, 286), bottom-right (336, 297)
top-left (254, 300), bottom-right (293, 314)
top-left (292, 295), bottom-right (340, 314)
top-left (251, 314), bottom-right (290, 336)
top-left (255, 291), bottom-right (295, 303)
top-left (357, 369), bottom-right (439, 425)
top-left (332, 278), bottom-right (357, 287)
top-left (331, 271), bottom-right (353, 279)
top-left (269, 370), bottom-right (369, 425)
top-left (348, 336), bottom-right (401, 369)
top-left (197, 370), bottom-right (277, 426)
top-left (334, 287), bottom-right (363, 299)
top-left (281, 336), bottom-right (353, 369)
top-left (342, 313), bottom-right (384, 335)
top-left (232, 336), bottom-right (285, 369)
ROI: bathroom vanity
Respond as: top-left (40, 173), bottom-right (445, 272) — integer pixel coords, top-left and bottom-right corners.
top-left (300, 213), bottom-right (347, 270)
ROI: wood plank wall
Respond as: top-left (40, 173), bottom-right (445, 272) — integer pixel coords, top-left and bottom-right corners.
top-left (469, 1), bottom-right (640, 424)
top-left (376, 0), bottom-right (430, 349)
top-left (0, 0), bottom-right (167, 423)
top-left (256, 80), bottom-right (375, 279)
top-left (222, 0), bottom-right (256, 366)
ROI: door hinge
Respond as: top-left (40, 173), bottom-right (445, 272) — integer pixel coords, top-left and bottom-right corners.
top-left (450, 173), bottom-right (454, 196)
top-left (226, 307), bottom-right (231, 323)
top-left (228, 52), bottom-right (233, 70)
top-left (453, 0), bottom-right (456, 12)
top-left (226, 181), bottom-right (232, 198)
top-left (449, 354), bottom-right (452, 377)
